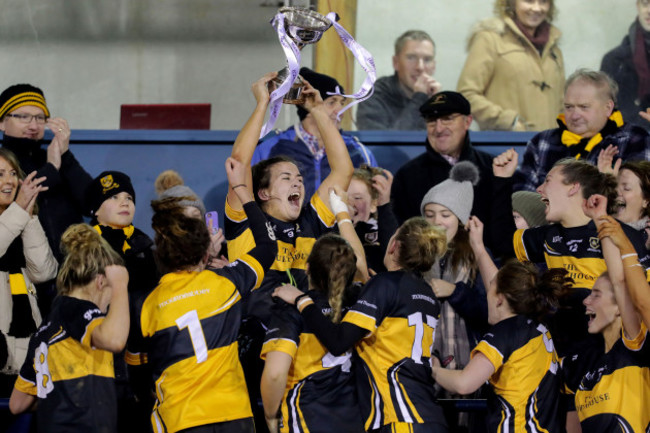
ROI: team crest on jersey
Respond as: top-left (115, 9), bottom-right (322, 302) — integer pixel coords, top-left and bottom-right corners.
top-left (588, 237), bottom-right (601, 252)
top-left (100, 174), bottom-right (119, 194)
top-left (365, 231), bottom-right (378, 244)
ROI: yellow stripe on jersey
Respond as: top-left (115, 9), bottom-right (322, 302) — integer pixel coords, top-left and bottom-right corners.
top-left (125, 350), bottom-right (148, 366)
top-left (239, 253), bottom-right (265, 290)
top-left (575, 364), bottom-right (650, 430)
top-left (309, 192), bottom-right (335, 228)
top-left (395, 376), bottom-right (424, 423)
top-left (389, 422), bottom-right (416, 433)
top-left (140, 271), bottom-right (237, 334)
top-left (14, 375), bottom-right (36, 395)
top-left (272, 238), bottom-right (315, 272)
top-left (622, 322), bottom-right (647, 350)
top-left (343, 310), bottom-right (377, 332)
top-left (472, 340), bottom-right (504, 371)
top-left (513, 229), bottom-right (528, 262)
top-left (48, 337), bottom-right (115, 381)
top-left (152, 342), bottom-right (252, 433)
top-left (260, 338), bottom-right (299, 359)
top-left (545, 255), bottom-right (605, 289)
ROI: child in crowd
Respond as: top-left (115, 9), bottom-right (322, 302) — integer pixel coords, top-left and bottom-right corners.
top-left (512, 190), bottom-right (547, 229)
top-left (346, 165), bottom-right (398, 273)
top-left (10, 224), bottom-right (129, 433)
top-left (273, 217), bottom-right (450, 433)
top-left (260, 234), bottom-right (364, 433)
top-left (126, 157), bottom-right (277, 433)
top-left (0, 148), bottom-right (57, 430)
top-left (420, 161), bottom-right (488, 429)
top-left (85, 170), bottom-right (159, 433)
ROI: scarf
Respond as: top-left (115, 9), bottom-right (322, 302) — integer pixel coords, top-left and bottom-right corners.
top-left (558, 111), bottom-right (624, 159)
top-left (633, 22), bottom-right (650, 100)
top-left (93, 224), bottom-right (135, 255)
top-left (1, 135), bottom-right (47, 174)
top-left (514, 19), bottom-right (551, 54)
top-left (0, 236), bottom-right (37, 337)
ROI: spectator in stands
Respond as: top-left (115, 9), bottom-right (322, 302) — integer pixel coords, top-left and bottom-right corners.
top-left (356, 30), bottom-right (441, 130)
top-left (601, 0), bottom-right (650, 128)
top-left (457, 0), bottom-right (564, 131)
top-left (126, 157), bottom-right (277, 433)
top-left (345, 165), bottom-right (398, 273)
top-left (514, 69), bottom-right (650, 192)
top-left (84, 170), bottom-right (159, 433)
top-left (391, 91), bottom-right (495, 233)
top-left (0, 149), bottom-right (57, 430)
top-left (0, 84), bottom-right (92, 259)
top-left (420, 161), bottom-right (488, 430)
top-left (252, 67), bottom-right (375, 200)
top-left (512, 190), bottom-right (548, 229)
top-left (514, 159), bottom-right (650, 355)
top-left (10, 224), bottom-right (129, 433)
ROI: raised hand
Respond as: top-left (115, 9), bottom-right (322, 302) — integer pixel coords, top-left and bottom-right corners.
top-left (597, 145), bottom-right (621, 176)
top-left (15, 171), bottom-right (48, 215)
top-left (252, 72), bottom-right (278, 106)
top-left (372, 169), bottom-right (393, 207)
top-left (299, 80), bottom-right (324, 113)
top-left (582, 194), bottom-right (608, 221)
top-left (492, 148), bottom-right (518, 178)
top-left (47, 117), bottom-right (71, 155)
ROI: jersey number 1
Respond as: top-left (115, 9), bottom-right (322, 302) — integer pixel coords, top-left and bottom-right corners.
top-left (176, 310), bottom-right (208, 364)
top-left (408, 312), bottom-right (437, 364)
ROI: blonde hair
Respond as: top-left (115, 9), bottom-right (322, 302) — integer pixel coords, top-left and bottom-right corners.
top-left (57, 224), bottom-right (123, 295)
top-left (494, 0), bottom-right (556, 22)
top-left (395, 217), bottom-right (447, 274)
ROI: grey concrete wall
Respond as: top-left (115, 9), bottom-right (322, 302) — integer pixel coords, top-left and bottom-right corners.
top-left (0, 0), bottom-right (637, 130)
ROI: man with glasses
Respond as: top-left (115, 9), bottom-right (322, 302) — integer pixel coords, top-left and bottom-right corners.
top-left (357, 30), bottom-right (441, 130)
top-left (0, 84), bottom-right (92, 260)
top-left (390, 91), bottom-right (495, 227)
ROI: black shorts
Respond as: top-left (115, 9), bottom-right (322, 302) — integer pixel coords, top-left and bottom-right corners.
top-left (178, 417), bottom-right (255, 433)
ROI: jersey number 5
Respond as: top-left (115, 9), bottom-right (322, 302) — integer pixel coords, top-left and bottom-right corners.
top-left (176, 310), bottom-right (208, 364)
top-left (408, 312), bottom-right (438, 364)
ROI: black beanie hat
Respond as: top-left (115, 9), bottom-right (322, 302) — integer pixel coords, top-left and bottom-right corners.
top-left (297, 67), bottom-right (345, 121)
top-left (0, 84), bottom-right (50, 119)
top-left (85, 171), bottom-right (136, 216)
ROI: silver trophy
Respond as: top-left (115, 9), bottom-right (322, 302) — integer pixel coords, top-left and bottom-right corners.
top-left (271, 7), bottom-right (333, 104)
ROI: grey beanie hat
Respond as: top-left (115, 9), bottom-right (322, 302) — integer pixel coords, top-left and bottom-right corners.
top-left (512, 191), bottom-right (547, 228)
top-left (420, 161), bottom-right (480, 224)
top-left (159, 185), bottom-right (206, 216)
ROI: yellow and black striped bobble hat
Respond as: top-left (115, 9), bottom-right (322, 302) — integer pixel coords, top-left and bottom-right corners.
top-left (0, 84), bottom-right (50, 119)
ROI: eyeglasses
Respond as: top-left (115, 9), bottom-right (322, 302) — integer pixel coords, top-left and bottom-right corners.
top-left (426, 113), bottom-right (463, 126)
top-left (5, 113), bottom-right (48, 124)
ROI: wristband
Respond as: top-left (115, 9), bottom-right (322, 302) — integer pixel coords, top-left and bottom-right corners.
top-left (337, 219), bottom-right (352, 225)
top-left (621, 253), bottom-right (638, 260)
top-left (296, 297), bottom-right (312, 311)
top-left (232, 184), bottom-right (246, 189)
top-left (293, 292), bottom-right (309, 306)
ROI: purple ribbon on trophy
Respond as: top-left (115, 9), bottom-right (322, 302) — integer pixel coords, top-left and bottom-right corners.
top-left (260, 7), bottom-right (376, 139)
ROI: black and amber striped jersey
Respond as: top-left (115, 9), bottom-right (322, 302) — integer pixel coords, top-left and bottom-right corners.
top-left (472, 315), bottom-right (563, 433)
top-left (514, 221), bottom-right (650, 289)
top-left (563, 324), bottom-right (650, 432)
top-left (126, 252), bottom-right (267, 433)
top-left (261, 294), bottom-right (364, 433)
top-left (341, 271), bottom-right (445, 430)
top-left (225, 193), bottom-right (335, 324)
top-left (15, 296), bottom-right (117, 433)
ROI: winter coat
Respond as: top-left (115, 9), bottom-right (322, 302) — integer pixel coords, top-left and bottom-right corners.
top-left (457, 17), bottom-right (565, 131)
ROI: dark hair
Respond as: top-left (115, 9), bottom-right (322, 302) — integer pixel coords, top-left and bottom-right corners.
top-left (555, 159), bottom-right (618, 214)
top-left (496, 261), bottom-right (573, 322)
top-left (620, 160), bottom-right (650, 218)
top-left (394, 30), bottom-right (435, 56)
top-left (395, 217), bottom-right (447, 274)
top-left (447, 225), bottom-right (478, 284)
top-left (57, 224), bottom-right (124, 295)
top-left (151, 197), bottom-right (210, 272)
top-left (251, 155), bottom-right (300, 208)
top-left (307, 234), bottom-right (357, 323)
